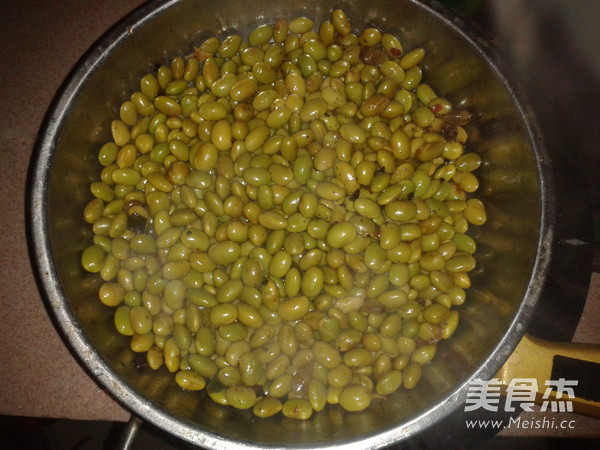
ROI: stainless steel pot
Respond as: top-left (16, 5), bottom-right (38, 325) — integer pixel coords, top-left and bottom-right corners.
top-left (29, 0), bottom-right (553, 448)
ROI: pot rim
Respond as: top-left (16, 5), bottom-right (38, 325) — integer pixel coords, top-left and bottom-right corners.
top-left (28, 0), bottom-right (555, 448)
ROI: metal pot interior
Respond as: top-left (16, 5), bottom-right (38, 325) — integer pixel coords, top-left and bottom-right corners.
top-left (31, 0), bottom-right (552, 448)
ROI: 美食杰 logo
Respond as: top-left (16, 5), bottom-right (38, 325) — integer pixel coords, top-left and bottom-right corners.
top-left (463, 378), bottom-right (578, 431)
top-left (465, 377), bottom-right (577, 413)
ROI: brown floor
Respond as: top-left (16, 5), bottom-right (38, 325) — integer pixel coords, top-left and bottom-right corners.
top-left (0, 415), bottom-right (188, 449)
top-left (2, 415), bottom-right (600, 449)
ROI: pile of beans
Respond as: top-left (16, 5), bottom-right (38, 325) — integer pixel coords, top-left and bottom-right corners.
top-left (81, 9), bottom-right (486, 419)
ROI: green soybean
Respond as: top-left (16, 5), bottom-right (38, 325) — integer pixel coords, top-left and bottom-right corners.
top-left (82, 9), bottom-right (487, 421)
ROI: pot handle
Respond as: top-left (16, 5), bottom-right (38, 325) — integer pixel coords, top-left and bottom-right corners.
top-left (117, 414), bottom-right (144, 450)
top-left (496, 333), bottom-right (600, 418)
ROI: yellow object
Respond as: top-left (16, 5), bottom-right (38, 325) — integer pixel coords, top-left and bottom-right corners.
top-left (496, 333), bottom-right (600, 418)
